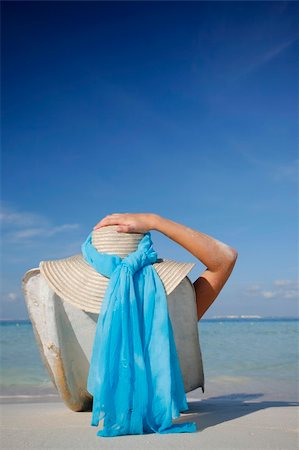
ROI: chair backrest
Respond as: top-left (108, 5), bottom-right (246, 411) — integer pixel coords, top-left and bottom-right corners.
top-left (167, 276), bottom-right (205, 393)
top-left (22, 268), bottom-right (205, 411)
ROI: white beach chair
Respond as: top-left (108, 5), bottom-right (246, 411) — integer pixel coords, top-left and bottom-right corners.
top-left (22, 269), bottom-right (205, 412)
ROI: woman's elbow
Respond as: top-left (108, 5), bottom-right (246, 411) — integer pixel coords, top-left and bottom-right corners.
top-left (230, 247), bottom-right (238, 260)
top-left (217, 245), bottom-right (238, 268)
top-left (226, 247), bottom-right (238, 267)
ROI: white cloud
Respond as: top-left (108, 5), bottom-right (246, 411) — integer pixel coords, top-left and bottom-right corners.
top-left (245, 284), bottom-right (261, 293)
top-left (245, 279), bottom-right (299, 300)
top-left (5, 292), bottom-right (18, 302)
top-left (233, 36), bottom-right (299, 80)
top-left (284, 290), bottom-right (299, 299)
top-left (7, 224), bottom-right (80, 241)
top-left (274, 279), bottom-right (295, 287)
top-left (0, 205), bottom-right (81, 244)
top-left (271, 160), bottom-right (298, 183)
top-left (7, 228), bottom-right (47, 239)
top-left (230, 144), bottom-right (298, 183)
top-left (0, 207), bottom-right (48, 227)
top-left (260, 290), bottom-right (277, 299)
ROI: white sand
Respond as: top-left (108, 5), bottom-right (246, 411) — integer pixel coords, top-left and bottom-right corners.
top-left (1, 395), bottom-right (298, 449)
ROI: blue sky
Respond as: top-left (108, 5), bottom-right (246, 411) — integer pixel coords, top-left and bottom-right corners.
top-left (1, 1), bottom-right (298, 319)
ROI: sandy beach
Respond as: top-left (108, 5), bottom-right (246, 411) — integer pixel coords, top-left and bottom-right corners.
top-left (1, 390), bottom-right (298, 450)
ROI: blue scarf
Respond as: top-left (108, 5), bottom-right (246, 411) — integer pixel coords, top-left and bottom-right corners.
top-left (81, 230), bottom-right (196, 437)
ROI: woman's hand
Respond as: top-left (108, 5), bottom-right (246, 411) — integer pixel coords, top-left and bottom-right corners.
top-left (93, 213), bottom-right (159, 234)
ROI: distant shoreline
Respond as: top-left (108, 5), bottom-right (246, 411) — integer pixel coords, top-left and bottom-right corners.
top-left (1, 316), bottom-right (298, 323)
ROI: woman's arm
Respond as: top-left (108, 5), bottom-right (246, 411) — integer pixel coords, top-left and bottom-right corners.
top-left (151, 215), bottom-right (238, 321)
top-left (94, 213), bottom-right (238, 321)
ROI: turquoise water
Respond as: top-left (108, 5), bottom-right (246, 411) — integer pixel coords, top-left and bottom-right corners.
top-left (0, 318), bottom-right (298, 402)
top-left (197, 318), bottom-right (299, 402)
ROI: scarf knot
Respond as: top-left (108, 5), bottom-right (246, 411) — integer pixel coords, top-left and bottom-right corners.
top-left (120, 233), bottom-right (158, 275)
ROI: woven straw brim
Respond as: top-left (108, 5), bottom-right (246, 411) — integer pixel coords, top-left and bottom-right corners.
top-left (39, 254), bottom-right (195, 314)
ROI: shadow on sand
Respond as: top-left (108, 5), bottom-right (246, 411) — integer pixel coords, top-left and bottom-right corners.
top-left (174, 393), bottom-right (299, 431)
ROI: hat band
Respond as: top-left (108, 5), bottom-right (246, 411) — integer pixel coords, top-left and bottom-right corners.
top-left (80, 230), bottom-right (196, 436)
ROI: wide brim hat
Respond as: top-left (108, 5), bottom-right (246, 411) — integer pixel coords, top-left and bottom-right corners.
top-left (39, 225), bottom-right (196, 314)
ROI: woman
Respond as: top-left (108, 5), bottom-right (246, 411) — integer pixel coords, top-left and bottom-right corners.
top-left (94, 213), bottom-right (238, 321)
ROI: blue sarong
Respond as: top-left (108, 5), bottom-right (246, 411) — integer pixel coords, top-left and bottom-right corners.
top-left (81, 230), bottom-right (196, 437)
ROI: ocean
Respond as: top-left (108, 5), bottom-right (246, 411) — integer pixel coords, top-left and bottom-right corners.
top-left (0, 318), bottom-right (298, 403)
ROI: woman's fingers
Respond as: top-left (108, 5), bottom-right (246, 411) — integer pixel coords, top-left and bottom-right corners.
top-left (115, 225), bottom-right (132, 233)
top-left (93, 212), bottom-right (155, 233)
top-left (93, 214), bottom-right (128, 230)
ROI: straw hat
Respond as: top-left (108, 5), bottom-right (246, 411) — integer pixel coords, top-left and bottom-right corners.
top-left (39, 225), bottom-right (196, 314)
